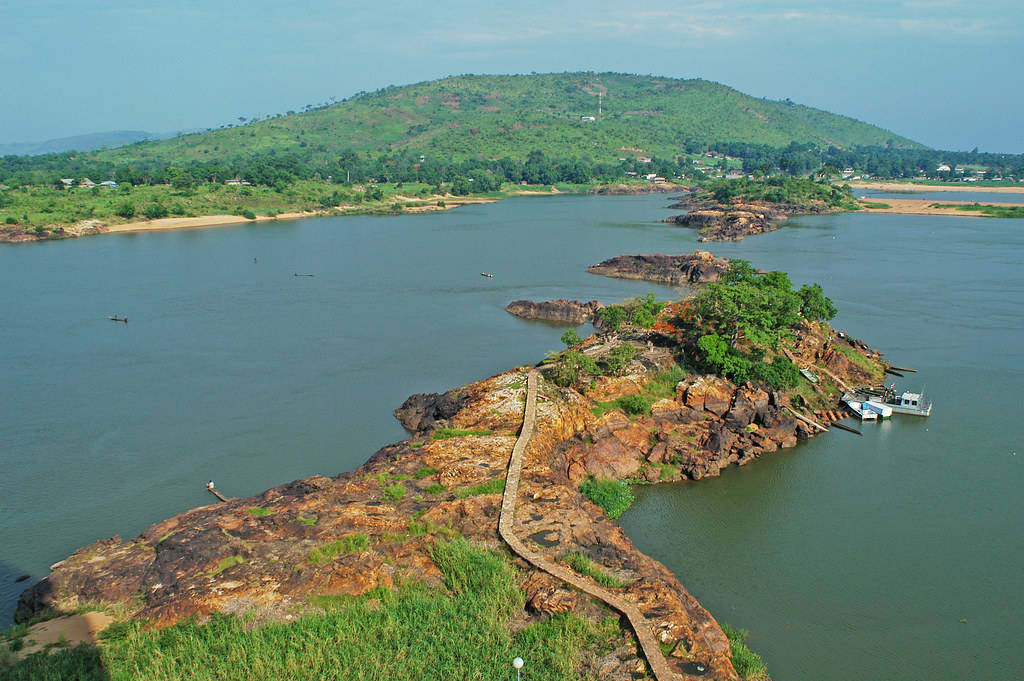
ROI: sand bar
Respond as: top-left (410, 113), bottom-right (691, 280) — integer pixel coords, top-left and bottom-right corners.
top-left (858, 197), bottom-right (1024, 216)
top-left (849, 181), bottom-right (1024, 194)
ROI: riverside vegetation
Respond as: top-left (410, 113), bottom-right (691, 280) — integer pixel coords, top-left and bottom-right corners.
top-left (4, 72), bottom-right (1024, 240)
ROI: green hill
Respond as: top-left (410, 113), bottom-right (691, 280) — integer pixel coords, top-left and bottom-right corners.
top-left (96, 72), bottom-right (924, 167)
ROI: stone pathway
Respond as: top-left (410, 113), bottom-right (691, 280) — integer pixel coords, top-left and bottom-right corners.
top-left (498, 369), bottom-right (679, 681)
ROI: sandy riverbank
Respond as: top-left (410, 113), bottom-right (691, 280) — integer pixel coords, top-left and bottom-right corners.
top-left (101, 196), bottom-right (503, 234)
top-left (858, 197), bottom-right (1024, 216)
top-left (849, 181), bottom-right (1024, 194)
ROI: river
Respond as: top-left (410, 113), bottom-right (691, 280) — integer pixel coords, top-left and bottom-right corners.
top-left (1, 194), bottom-right (1021, 680)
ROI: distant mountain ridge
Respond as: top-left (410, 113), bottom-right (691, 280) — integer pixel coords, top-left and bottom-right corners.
top-left (0, 130), bottom-right (181, 157)
top-left (91, 72), bottom-right (924, 167)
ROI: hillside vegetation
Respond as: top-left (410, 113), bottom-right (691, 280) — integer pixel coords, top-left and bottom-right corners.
top-left (94, 72), bottom-right (921, 167)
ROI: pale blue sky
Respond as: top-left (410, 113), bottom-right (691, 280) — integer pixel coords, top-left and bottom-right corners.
top-left (1, 0), bottom-right (1021, 152)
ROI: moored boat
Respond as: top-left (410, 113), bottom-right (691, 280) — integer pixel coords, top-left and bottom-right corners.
top-left (842, 394), bottom-right (878, 420)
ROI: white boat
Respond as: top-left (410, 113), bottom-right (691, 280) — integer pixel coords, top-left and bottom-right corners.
top-left (885, 390), bottom-right (932, 416)
top-left (842, 395), bottom-right (878, 420)
top-left (864, 400), bottom-right (893, 418)
top-left (854, 387), bottom-right (933, 417)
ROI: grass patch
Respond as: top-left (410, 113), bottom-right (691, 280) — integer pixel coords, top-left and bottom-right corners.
top-left (591, 365), bottom-right (688, 418)
top-left (413, 466), bottom-right (438, 479)
top-left (431, 427), bottom-right (494, 440)
top-left (209, 555), bottom-right (245, 577)
top-left (307, 534), bottom-right (370, 564)
top-left (453, 476), bottom-right (506, 499)
top-left (2, 536), bottom-right (619, 681)
top-left (297, 515), bottom-right (317, 527)
top-left (578, 477), bottom-right (635, 520)
top-left (423, 483), bottom-right (446, 495)
top-left (859, 200), bottom-right (891, 209)
top-left (560, 552), bottom-right (626, 588)
top-left (246, 507), bottom-right (273, 517)
top-left (383, 484), bottom-right (407, 502)
top-left (830, 343), bottom-right (884, 380)
top-left (931, 202), bottom-right (1024, 218)
top-left (721, 622), bottom-right (771, 681)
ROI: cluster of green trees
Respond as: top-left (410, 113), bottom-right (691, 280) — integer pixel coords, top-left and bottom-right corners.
top-left (598, 293), bottom-right (666, 331)
top-left (707, 176), bottom-right (856, 207)
top-left (686, 261), bottom-right (836, 388)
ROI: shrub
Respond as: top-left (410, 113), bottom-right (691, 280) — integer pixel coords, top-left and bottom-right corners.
top-left (600, 343), bottom-right (639, 375)
top-left (547, 350), bottom-right (598, 388)
top-left (578, 477), bottom-right (634, 520)
top-left (616, 393), bottom-right (656, 417)
top-left (560, 328), bottom-right (583, 347)
top-left (115, 201), bottom-right (135, 218)
top-left (143, 202), bottom-right (169, 219)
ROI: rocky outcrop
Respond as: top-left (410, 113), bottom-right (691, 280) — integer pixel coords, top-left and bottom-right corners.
top-left (17, 364), bottom-right (743, 679)
top-left (17, 319), bottom-right (880, 680)
top-left (504, 299), bottom-right (604, 325)
top-left (586, 252), bottom-right (730, 285)
top-left (665, 204), bottom-right (787, 241)
top-left (664, 194), bottom-right (841, 241)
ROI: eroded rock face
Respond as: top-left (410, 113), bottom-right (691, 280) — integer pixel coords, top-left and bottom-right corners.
top-left (586, 252), bottom-right (730, 285)
top-left (504, 299), bottom-right (604, 325)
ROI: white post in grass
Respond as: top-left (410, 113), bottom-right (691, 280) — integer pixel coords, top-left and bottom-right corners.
top-left (512, 656), bottom-right (524, 681)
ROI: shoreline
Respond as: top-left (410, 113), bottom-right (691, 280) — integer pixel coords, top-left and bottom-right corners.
top-left (0, 184), bottom-right (688, 244)
top-left (848, 180), bottom-right (1024, 194)
top-left (857, 197), bottom-right (1024, 216)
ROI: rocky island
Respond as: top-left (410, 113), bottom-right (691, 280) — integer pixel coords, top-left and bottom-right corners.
top-left (664, 178), bottom-right (858, 241)
top-left (586, 251), bottom-right (730, 286)
top-left (7, 261), bottom-right (887, 681)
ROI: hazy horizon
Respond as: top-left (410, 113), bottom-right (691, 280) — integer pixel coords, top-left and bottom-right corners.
top-left (2, 1), bottom-right (1022, 154)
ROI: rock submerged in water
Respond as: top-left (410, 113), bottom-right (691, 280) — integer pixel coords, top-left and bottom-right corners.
top-left (504, 299), bottom-right (604, 325)
top-left (586, 251), bottom-right (729, 285)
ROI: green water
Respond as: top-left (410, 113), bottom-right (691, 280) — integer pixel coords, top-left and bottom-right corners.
top-left (1, 196), bottom-right (1021, 680)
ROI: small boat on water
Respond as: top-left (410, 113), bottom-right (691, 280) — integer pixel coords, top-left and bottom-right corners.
top-left (846, 386), bottom-right (933, 417)
top-left (109, 316), bottom-right (128, 323)
top-left (842, 395), bottom-right (878, 421)
top-left (294, 273), bottom-right (315, 277)
top-left (480, 272), bottom-right (494, 278)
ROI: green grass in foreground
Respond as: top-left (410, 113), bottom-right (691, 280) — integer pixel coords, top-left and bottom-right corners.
top-left (721, 622), bottom-right (771, 681)
top-left (931, 202), bottom-right (1024, 218)
top-left (0, 536), bottom-right (623, 681)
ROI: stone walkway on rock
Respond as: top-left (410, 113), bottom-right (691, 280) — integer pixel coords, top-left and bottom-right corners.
top-left (498, 369), bottom-right (681, 681)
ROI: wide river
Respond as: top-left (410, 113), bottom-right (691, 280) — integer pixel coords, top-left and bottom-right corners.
top-left (2, 194), bottom-right (1021, 680)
